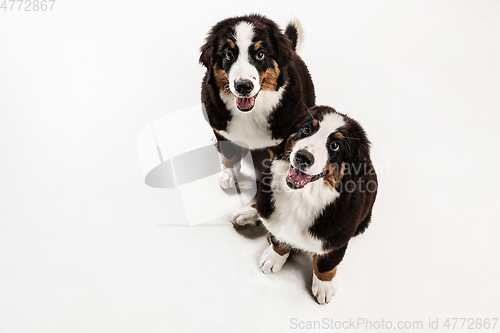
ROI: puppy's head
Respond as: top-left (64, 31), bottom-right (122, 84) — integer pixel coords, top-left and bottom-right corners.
top-left (200, 14), bottom-right (292, 112)
top-left (281, 106), bottom-right (371, 190)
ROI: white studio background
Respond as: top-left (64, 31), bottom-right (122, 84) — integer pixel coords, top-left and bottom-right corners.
top-left (1, 1), bottom-right (499, 332)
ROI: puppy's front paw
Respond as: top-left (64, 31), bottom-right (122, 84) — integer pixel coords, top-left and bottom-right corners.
top-left (228, 206), bottom-right (258, 226)
top-left (218, 166), bottom-right (240, 189)
top-left (259, 245), bottom-right (289, 274)
top-left (311, 273), bottom-right (337, 305)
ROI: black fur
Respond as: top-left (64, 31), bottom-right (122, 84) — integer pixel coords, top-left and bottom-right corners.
top-left (316, 245), bottom-right (348, 274)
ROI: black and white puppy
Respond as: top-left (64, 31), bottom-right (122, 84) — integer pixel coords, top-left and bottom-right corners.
top-left (200, 14), bottom-right (315, 188)
top-left (229, 105), bottom-right (378, 304)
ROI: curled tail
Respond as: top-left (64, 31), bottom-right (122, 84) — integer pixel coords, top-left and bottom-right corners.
top-left (285, 23), bottom-right (299, 51)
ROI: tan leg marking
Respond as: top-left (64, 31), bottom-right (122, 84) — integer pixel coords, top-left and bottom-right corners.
top-left (222, 155), bottom-right (240, 169)
top-left (313, 254), bottom-right (338, 282)
top-left (272, 244), bottom-right (291, 257)
top-left (266, 234), bottom-right (291, 256)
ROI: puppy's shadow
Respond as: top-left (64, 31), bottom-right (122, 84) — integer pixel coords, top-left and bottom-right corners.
top-left (233, 223), bottom-right (317, 302)
top-left (232, 221), bottom-right (267, 240)
top-left (286, 251), bottom-right (316, 301)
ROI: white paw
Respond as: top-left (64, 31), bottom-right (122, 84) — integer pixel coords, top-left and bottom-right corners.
top-left (228, 206), bottom-right (258, 226)
top-left (259, 245), bottom-right (289, 274)
top-left (311, 273), bottom-right (338, 305)
top-left (217, 165), bottom-right (240, 189)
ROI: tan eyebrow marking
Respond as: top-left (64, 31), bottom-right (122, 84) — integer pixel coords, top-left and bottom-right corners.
top-left (333, 132), bottom-right (344, 139)
top-left (253, 41), bottom-right (262, 51)
top-left (227, 39), bottom-right (235, 49)
top-left (312, 119), bottom-right (319, 127)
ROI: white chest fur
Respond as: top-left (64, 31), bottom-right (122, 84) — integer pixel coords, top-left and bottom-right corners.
top-left (260, 160), bottom-right (340, 254)
top-left (218, 88), bottom-right (285, 150)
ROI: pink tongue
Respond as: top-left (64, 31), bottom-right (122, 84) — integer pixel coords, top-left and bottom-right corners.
top-left (288, 167), bottom-right (313, 183)
top-left (236, 97), bottom-right (255, 110)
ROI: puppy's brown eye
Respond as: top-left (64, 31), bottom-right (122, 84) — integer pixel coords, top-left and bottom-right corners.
top-left (225, 50), bottom-right (234, 62)
top-left (255, 50), bottom-right (265, 61)
top-left (330, 142), bottom-right (340, 152)
top-left (302, 125), bottom-right (311, 135)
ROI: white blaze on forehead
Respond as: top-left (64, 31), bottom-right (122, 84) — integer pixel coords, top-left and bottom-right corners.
top-left (233, 21), bottom-right (254, 56)
top-left (230, 21), bottom-right (260, 96)
top-left (291, 112), bottom-right (347, 175)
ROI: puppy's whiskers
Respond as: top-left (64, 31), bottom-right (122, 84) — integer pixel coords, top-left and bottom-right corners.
top-left (304, 104), bottom-right (316, 122)
top-left (341, 137), bottom-right (353, 158)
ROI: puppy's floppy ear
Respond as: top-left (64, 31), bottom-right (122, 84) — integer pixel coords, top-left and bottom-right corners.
top-left (199, 35), bottom-right (216, 85)
top-left (346, 118), bottom-right (372, 180)
top-left (355, 141), bottom-right (371, 178)
top-left (199, 36), bottom-right (213, 68)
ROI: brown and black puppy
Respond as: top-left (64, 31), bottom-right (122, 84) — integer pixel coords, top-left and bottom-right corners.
top-left (229, 105), bottom-right (378, 304)
top-left (200, 14), bottom-right (315, 188)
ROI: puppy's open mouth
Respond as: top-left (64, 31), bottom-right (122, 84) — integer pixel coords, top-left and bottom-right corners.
top-left (286, 166), bottom-right (328, 190)
top-left (235, 96), bottom-right (256, 112)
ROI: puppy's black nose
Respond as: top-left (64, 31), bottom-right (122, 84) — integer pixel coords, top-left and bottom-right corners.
top-left (294, 149), bottom-right (314, 170)
top-left (235, 79), bottom-right (254, 96)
